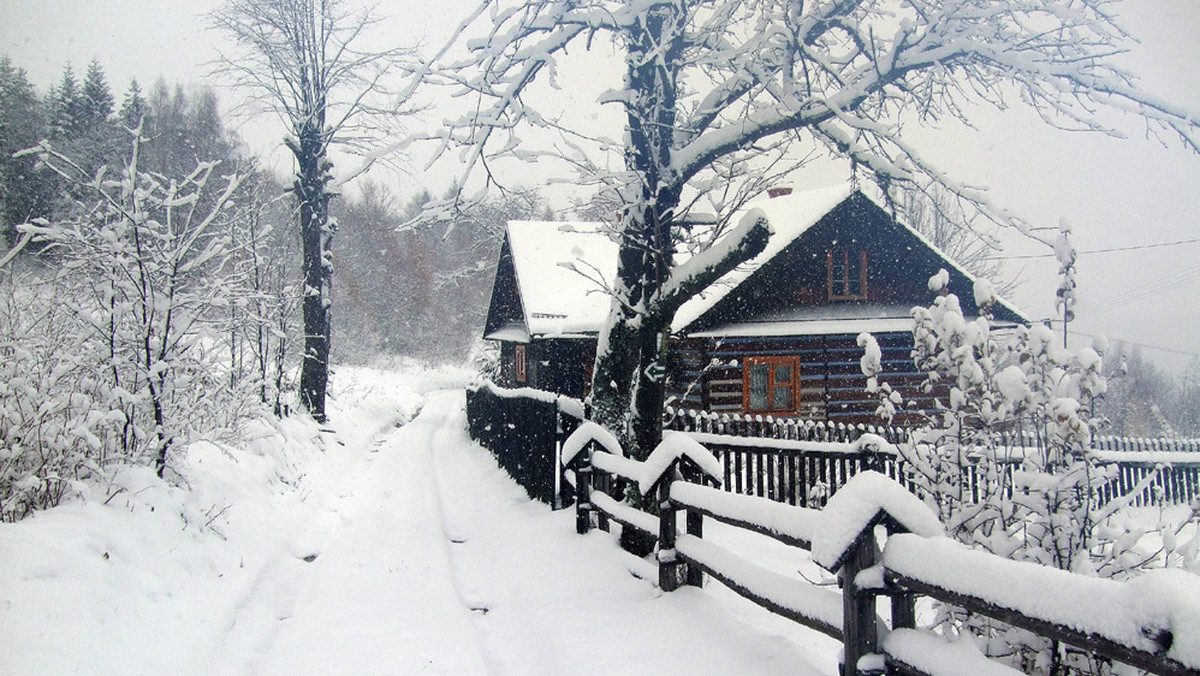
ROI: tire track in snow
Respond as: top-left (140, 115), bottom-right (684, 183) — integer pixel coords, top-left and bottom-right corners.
top-left (211, 401), bottom-right (425, 675)
top-left (420, 393), bottom-right (507, 674)
top-left (245, 391), bottom-right (492, 675)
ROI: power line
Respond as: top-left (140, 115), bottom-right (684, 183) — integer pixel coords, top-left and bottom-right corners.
top-left (1056, 326), bottom-right (1200, 359)
top-left (1089, 266), bottom-right (1200, 315)
top-left (985, 236), bottom-right (1200, 261)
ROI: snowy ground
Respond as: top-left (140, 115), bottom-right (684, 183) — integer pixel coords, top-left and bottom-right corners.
top-left (0, 364), bottom-right (839, 675)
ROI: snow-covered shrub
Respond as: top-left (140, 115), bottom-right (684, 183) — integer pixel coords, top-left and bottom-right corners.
top-left (466, 336), bottom-right (501, 383)
top-left (864, 270), bottom-right (1200, 674)
top-left (0, 133), bottom-right (295, 519)
top-left (0, 272), bottom-right (108, 519)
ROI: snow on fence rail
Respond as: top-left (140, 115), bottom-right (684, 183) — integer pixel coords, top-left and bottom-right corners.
top-left (564, 425), bottom-right (1200, 676)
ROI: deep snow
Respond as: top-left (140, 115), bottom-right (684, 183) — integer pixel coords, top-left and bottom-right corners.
top-left (0, 364), bottom-right (838, 675)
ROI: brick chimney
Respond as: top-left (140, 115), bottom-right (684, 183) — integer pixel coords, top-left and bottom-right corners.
top-left (767, 186), bottom-right (793, 199)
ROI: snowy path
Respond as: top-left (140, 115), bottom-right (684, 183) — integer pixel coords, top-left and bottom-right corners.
top-left (0, 367), bottom-right (838, 675)
top-left (246, 391), bottom-right (837, 675)
top-left (237, 394), bottom-right (493, 674)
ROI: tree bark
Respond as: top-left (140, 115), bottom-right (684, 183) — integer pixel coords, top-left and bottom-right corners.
top-left (591, 2), bottom-right (685, 461)
top-left (295, 121), bottom-right (334, 424)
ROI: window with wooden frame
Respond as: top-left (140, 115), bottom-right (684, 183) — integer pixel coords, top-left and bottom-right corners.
top-left (743, 356), bottom-right (800, 414)
top-left (514, 344), bottom-right (527, 383)
top-left (828, 248), bottom-right (868, 300)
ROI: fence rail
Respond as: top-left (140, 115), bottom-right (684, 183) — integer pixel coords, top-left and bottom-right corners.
top-left (565, 427), bottom-right (1200, 676)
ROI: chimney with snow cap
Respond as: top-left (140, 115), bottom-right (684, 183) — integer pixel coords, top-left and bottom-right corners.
top-left (767, 186), bottom-right (793, 198)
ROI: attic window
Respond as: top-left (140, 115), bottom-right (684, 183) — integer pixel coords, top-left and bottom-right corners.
top-left (828, 248), bottom-right (867, 300)
top-left (743, 356), bottom-right (799, 414)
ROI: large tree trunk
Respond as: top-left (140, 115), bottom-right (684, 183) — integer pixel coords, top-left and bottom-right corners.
top-left (591, 2), bottom-right (685, 458)
top-left (589, 2), bottom-right (686, 555)
top-left (590, 3), bottom-right (774, 553)
top-left (295, 122), bottom-right (333, 424)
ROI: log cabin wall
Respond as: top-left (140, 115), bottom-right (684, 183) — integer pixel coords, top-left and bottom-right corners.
top-left (666, 332), bottom-right (934, 425)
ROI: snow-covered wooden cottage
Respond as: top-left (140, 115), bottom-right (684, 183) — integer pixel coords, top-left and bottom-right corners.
top-left (482, 184), bottom-right (1027, 424)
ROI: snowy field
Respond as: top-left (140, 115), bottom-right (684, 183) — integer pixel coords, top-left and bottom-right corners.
top-left (0, 364), bottom-right (839, 675)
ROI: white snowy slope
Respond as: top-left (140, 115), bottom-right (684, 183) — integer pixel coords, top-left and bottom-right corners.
top-left (0, 365), bottom-right (838, 676)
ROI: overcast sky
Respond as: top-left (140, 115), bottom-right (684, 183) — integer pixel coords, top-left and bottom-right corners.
top-left (2, 0), bottom-right (1199, 374)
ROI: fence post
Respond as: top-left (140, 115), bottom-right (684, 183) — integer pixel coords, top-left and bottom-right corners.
top-left (571, 442), bottom-right (594, 535)
top-left (658, 461), bottom-right (684, 592)
top-left (555, 400), bottom-right (564, 510)
top-left (681, 463), bottom-right (707, 588)
top-left (841, 533), bottom-right (880, 676)
top-left (886, 525), bottom-right (915, 632)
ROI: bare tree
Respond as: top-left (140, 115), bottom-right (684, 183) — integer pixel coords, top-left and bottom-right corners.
top-left (426, 0), bottom-right (1200, 465)
top-left (897, 185), bottom-right (1016, 298)
top-left (209, 0), bottom-right (410, 422)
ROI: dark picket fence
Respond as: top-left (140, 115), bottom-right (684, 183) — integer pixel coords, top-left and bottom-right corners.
top-left (668, 406), bottom-right (1200, 508)
top-left (666, 405), bottom-right (910, 444)
top-left (686, 434), bottom-right (904, 508)
top-left (465, 384), bottom-right (1200, 511)
top-left (685, 433), bottom-right (1200, 510)
top-left (465, 381), bottom-right (584, 508)
top-left (667, 406), bottom-right (1200, 453)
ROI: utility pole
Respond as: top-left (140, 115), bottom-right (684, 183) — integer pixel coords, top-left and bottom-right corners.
top-left (1055, 219), bottom-right (1077, 349)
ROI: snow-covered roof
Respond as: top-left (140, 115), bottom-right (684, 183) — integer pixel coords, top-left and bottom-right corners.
top-left (504, 220), bottom-right (616, 337)
top-left (483, 323), bottom-right (531, 343)
top-left (493, 184), bottom-right (1027, 339)
top-left (674, 184), bottom-right (854, 329)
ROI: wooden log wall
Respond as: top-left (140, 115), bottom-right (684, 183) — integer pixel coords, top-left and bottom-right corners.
top-left (666, 332), bottom-right (935, 424)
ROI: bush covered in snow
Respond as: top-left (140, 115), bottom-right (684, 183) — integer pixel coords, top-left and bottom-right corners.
top-left (863, 270), bottom-right (1200, 674)
top-left (0, 134), bottom-right (298, 521)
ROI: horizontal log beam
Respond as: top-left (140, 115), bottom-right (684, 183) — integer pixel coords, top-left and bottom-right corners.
top-left (887, 571), bottom-right (1196, 676)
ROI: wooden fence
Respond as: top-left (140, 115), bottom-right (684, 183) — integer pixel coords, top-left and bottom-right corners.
top-left (667, 406), bottom-right (1200, 453)
top-left (565, 429), bottom-right (1200, 676)
top-left (666, 406), bottom-right (1200, 508)
top-left (464, 383), bottom-right (1200, 511)
top-left (686, 432), bottom-right (1200, 510)
top-left (465, 381), bottom-right (584, 508)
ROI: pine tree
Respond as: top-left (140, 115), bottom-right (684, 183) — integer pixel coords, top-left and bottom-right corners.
top-left (0, 56), bottom-right (50, 247)
top-left (80, 58), bottom-right (113, 130)
top-left (119, 78), bottom-right (147, 129)
top-left (49, 63), bottom-right (83, 139)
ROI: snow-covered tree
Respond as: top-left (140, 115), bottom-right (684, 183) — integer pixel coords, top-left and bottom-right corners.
top-left (18, 132), bottom-right (248, 479)
top-left (80, 58), bottom-right (114, 131)
top-left (1054, 219), bottom-right (1078, 350)
top-left (223, 168), bottom-right (301, 417)
top-left (426, 0), bottom-right (1200, 465)
top-left (863, 271), bottom-right (1200, 674)
top-left (118, 78), bottom-right (147, 130)
top-left (0, 56), bottom-right (50, 247)
top-left (209, 0), bottom-right (411, 423)
top-left (47, 63), bottom-right (83, 140)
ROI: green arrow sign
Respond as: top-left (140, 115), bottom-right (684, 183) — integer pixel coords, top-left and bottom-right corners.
top-left (645, 361), bottom-right (666, 383)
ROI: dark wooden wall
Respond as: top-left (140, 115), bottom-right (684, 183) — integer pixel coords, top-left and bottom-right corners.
top-left (498, 338), bottom-right (596, 399)
top-left (666, 332), bottom-right (933, 425)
